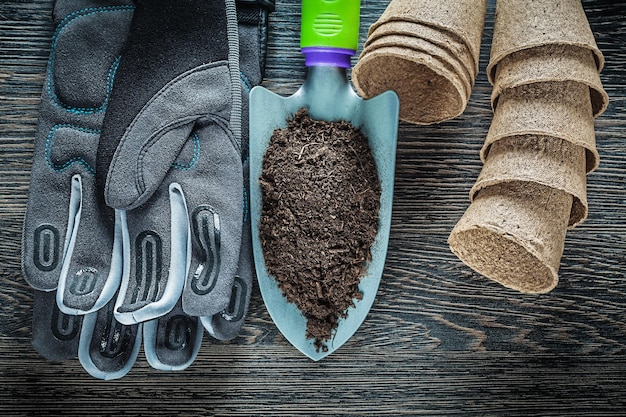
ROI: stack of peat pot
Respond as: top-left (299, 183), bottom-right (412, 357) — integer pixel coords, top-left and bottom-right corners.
top-left (352, 0), bottom-right (488, 125)
top-left (448, 0), bottom-right (609, 293)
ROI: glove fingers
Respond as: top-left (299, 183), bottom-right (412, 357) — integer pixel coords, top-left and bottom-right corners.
top-left (113, 116), bottom-right (245, 322)
top-left (114, 188), bottom-right (187, 325)
top-left (31, 290), bottom-right (82, 361)
top-left (201, 158), bottom-right (253, 341)
top-left (78, 291), bottom-right (142, 380)
top-left (201, 231), bottom-right (252, 341)
top-left (173, 124), bottom-right (243, 317)
top-left (56, 175), bottom-right (121, 315)
top-left (23, 173), bottom-right (75, 291)
top-left (143, 297), bottom-right (203, 371)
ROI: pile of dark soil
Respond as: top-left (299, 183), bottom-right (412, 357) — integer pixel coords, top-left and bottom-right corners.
top-left (259, 108), bottom-right (381, 351)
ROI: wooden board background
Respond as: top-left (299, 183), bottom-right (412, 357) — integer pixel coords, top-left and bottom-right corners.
top-left (1, 0), bottom-right (625, 415)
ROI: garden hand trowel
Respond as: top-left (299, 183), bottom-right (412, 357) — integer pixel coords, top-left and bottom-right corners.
top-left (249, 0), bottom-right (399, 360)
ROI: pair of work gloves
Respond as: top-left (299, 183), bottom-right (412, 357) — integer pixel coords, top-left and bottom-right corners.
top-left (22, 0), bottom-right (273, 380)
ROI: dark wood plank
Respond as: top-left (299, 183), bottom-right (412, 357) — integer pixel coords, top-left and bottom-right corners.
top-left (1, 0), bottom-right (626, 415)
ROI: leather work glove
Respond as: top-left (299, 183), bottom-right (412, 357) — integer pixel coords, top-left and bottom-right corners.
top-left (132, 0), bottom-right (273, 370)
top-left (139, 1), bottom-right (274, 367)
top-left (97, 0), bottom-right (272, 341)
top-left (104, 0), bottom-right (238, 370)
top-left (22, 0), bottom-right (134, 317)
top-left (23, 0), bottom-right (143, 378)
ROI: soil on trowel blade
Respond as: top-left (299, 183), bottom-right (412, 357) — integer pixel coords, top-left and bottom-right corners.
top-left (259, 108), bottom-right (381, 352)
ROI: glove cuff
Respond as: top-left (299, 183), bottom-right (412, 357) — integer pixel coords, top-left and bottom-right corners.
top-left (237, 0), bottom-right (272, 80)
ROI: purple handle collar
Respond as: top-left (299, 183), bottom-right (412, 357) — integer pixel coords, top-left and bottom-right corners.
top-left (301, 47), bottom-right (355, 68)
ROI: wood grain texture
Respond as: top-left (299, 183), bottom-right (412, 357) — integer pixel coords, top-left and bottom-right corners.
top-left (1, 0), bottom-right (625, 416)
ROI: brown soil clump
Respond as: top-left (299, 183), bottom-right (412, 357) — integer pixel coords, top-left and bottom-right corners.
top-left (259, 108), bottom-right (380, 351)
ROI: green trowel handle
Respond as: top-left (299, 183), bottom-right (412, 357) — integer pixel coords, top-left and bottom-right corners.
top-left (300, 0), bottom-right (361, 51)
